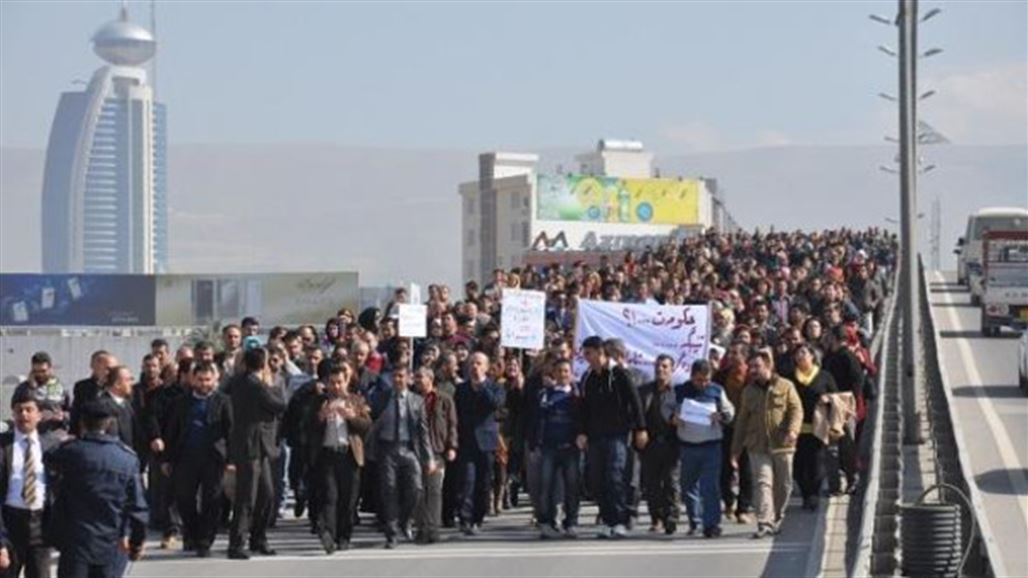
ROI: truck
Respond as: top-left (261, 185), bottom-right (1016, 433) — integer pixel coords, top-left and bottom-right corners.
top-left (980, 230), bottom-right (1028, 337)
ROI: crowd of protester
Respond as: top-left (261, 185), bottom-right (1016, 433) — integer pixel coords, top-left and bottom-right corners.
top-left (0, 228), bottom-right (895, 574)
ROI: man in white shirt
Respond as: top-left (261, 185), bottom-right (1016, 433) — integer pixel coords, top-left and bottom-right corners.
top-left (0, 389), bottom-right (58, 578)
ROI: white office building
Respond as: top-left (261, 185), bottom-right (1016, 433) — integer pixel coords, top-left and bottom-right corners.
top-left (40, 7), bottom-right (167, 273)
top-left (460, 140), bottom-right (730, 284)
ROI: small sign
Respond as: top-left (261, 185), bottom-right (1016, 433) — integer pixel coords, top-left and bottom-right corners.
top-left (398, 303), bottom-right (427, 338)
top-left (500, 289), bottom-right (547, 350)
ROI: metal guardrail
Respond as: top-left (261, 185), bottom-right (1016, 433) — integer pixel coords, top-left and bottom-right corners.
top-left (919, 263), bottom-right (1003, 577)
top-left (850, 272), bottom-right (900, 577)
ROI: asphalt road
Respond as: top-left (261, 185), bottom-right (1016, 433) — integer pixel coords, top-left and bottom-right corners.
top-left (928, 271), bottom-right (1028, 578)
top-left (128, 497), bottom-right (821, 577)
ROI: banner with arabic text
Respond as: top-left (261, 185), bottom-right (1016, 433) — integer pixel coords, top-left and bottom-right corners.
top-left (573, 299), bottom-right (709, 383)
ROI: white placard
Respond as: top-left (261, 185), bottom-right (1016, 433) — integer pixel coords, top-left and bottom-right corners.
top-left (573, 299), bottom-right (709, 382)
top-left (398, 303), bottom-right (427, 338)
top-left (500, 289), bottom-right (547, 350)
top-left (679, 398), bottom-right (716, 426)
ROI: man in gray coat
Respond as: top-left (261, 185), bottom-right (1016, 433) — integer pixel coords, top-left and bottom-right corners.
top-left (369, 365), bottom-right (436, 549)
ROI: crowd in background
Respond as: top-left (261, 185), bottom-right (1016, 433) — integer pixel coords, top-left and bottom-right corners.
top-left (1, 228), bottom-right (895, 574)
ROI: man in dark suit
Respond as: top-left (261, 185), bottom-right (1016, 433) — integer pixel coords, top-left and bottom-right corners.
top-left (227, 348), bottom-right (287, 560)
top-left (454, 352), bottom-right (505, 535)
top-left (0, 390), bottom-right (60, 578)
top-left (368, 365), bottom-right (435, 549)
top-left (162, 361), bottom-right (233, 558)
top-left (70, 350), bottom-right (114, 434)
top-left (101, 366), bottom-right (143, 456)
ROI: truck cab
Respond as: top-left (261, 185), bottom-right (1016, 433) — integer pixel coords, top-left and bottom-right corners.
top-left (980, 230), bottom-right (1028, 337)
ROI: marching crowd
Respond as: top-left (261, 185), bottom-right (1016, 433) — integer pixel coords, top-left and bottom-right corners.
top-left (0, 228), bottom-right (894, 577)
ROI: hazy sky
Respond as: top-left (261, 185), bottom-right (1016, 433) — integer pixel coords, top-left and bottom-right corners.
top-left (1, 0), bottom-right (1025, 153)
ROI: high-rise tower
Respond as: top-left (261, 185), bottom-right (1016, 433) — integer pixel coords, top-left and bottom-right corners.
top-left (40, 6), bottom-right (167, 273)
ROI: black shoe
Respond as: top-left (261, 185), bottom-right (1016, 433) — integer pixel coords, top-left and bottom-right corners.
top-left (686, 524), bottom-right (698, 536)
top-left (249, 544), bottom-right (277, 556)
top-left (664, 519), bottom-right (678, 535)
top-left (460, 523), bottom-right (476, 536)
top-left (385, 536), bottom-right (397, 549)
top-left (294, 496), bottom-right (307, 519)
top-left (227, 548), bottom-right (250, 560)
top-left (704, 526), bottom-right (723, 538)
top-left (337, 539), bottom-right (351, 551)
top-left (442, 519), bottom-right (456, 528)
top-left (320, 532), bottom-right (337, 555)
top-left (196, 547), bottom-right (211, 558)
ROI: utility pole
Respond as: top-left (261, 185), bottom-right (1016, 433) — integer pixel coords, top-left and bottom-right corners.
top-left (898, 0), bottom-right (923, 445)
top-left (930, 196), bottom-right (941, 270)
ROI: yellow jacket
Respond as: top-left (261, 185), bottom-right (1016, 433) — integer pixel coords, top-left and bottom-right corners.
top-left (730, 375), bottom-right (803, 456)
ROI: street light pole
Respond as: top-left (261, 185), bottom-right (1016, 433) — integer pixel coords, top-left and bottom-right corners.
top-left (898, 0), bottom-right (923, 445)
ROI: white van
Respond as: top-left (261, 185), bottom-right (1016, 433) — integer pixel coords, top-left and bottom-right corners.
top-left (956, 207), bottom-right (1028, 302)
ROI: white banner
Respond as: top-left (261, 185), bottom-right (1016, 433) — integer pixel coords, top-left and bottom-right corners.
top-left (573, 299), bottom-right (709, 382)
top-left (397, 304), bottom-right (427, 338)
top-left (500, 289), bottom-right (547, 350)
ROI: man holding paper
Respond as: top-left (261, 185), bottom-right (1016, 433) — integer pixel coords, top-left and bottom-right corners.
top-left (673, 359), bottom-right (734, 538)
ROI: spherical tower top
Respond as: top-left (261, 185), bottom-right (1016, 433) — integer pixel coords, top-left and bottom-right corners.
top-left (92, 7), bottom-right (155, 66)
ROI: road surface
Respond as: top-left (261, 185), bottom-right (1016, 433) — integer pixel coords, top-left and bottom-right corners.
top-left (928, 271), bottom-right (1028, 578)
top-left (129, 501), bottom-right (820, 577)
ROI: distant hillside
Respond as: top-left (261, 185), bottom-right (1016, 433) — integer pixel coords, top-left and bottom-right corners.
top-left (2, 143), bottom-right (1024, 287)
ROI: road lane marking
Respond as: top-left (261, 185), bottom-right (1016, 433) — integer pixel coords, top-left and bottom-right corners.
top-left (934, 271), bottom-right (1028, 528)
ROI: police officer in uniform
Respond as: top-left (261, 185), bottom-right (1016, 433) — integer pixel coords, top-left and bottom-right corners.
top-left (45, 400), bottom-right (148, 578)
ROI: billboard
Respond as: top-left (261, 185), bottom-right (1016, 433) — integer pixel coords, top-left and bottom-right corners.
top-left (155, 272), bottom-right (359, 327)
top-left (536, 174), bottom-right (701, 225)
top-left (0, 274), bottom-right (156, 326)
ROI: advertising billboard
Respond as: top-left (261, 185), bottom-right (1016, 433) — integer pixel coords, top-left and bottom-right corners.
top-left (536, 174), bottom-right (701, 225)
top-left (0, 274), bottom-right (156, 326)
top-left (155, 272), bottom-right (359, 327)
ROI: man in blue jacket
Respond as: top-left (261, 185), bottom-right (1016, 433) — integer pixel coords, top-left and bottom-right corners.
top-left (454, 352), bottom-right (505, 536)
top-left (45, 400), bottom-right (148, 577)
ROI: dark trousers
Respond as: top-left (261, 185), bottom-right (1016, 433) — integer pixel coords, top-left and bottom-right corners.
top-left (793, 434), bottom-right (825, 499)
top-left (379, 445), bottom-right (423, 538)
top-left (229, 456), bottom-right (274, 550)
top-left (55, 554), bottom-right (126, 578)
top-left (415, 457), bottom-right (445, 541)
top-left (641, 440), bottom-right (680, 525)
top-left (681, 442), bottom-right (723, 530)
top-left (587, 434), bottom-right (630, 527)
top-left (147, 456), bottom-right (181, 536)
top-left (441, 460), bottom-right (459, 526)
top-left (316, 448), bottom-right (361, 542)
top-left (2, 506), bottom-right (51, 578)
top-left (287, 443), bottom-right (310, 506)
top-left (721, 426), bottom-right (753, 513)
top-left (457, 449), bottom-right (494, 526)
top-left (537, 446), bottom-right (580, 529)
top-left (273, 443), bottom-right (287, 515)
top-left (174, 452), bottom-right (224, 549)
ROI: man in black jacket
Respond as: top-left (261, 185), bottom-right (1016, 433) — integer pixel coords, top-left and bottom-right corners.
top-left (227, 348), bottom-right (287, 560)
top-left (162, 361), bottom-right (232, 558)
top-left (140, 357), bottom-right (190, 549)
top-left (637, 354), bottom-right (681, 535)
top-left (576, 336), bottom-right (646, 540)
top-left (453, 352), bottom-right (505, 536)
top-left (0, 390), bottom-right (60, 578)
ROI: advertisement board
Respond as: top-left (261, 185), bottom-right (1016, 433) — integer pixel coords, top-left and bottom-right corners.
top-left (155, 272), bottom-right (359, 327)
top-left (0, 274), bottom-right (156, 326)
top-left (536, 174), bottom-right (701, 225)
